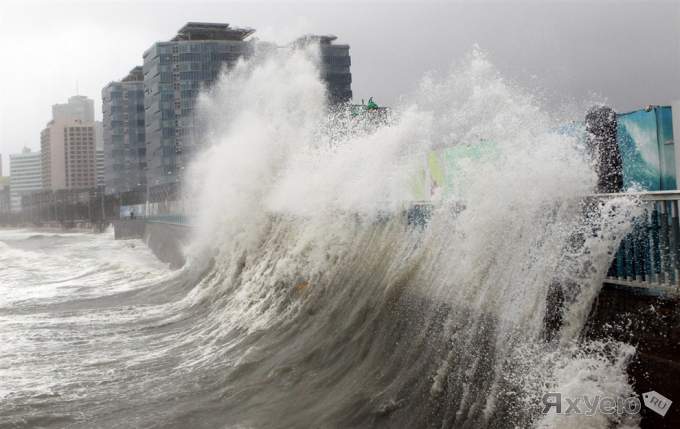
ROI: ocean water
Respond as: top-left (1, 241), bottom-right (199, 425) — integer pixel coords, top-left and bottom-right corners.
top-left (0, 49), bottom-right (642, 428)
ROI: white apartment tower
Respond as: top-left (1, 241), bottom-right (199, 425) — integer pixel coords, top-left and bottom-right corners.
top-left (9, 148), bottom-right (42, 212)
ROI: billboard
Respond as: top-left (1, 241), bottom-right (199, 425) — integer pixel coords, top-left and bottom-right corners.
top-left (616, 106), bottom-right (676, 191)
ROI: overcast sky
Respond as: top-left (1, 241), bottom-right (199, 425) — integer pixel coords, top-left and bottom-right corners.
top-left (1, 0), bottom-right (679, 173)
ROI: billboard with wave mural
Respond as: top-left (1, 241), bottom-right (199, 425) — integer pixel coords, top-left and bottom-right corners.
top-left (616, 106), bottom-right (676, 191)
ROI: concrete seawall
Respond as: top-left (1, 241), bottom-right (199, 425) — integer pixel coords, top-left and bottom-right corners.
top-left (586, 285), bottom-right (680, 428)
top-left (113, 220), bottom-right (191, 269)
top-left (113, 220), bottom-right (146, 239)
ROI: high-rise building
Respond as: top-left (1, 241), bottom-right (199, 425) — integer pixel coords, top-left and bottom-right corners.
top-left (95, 121), bottom-right (104, 188)
top-left (0, 177), bottom-right (9, 213)
top-left (293, 35), bottom-right (352, 104)
top-left (102, 66), bottom-right (146, 194)
top-left (95, 121), bottom-right (103, 150)
top-left (96, 150), bottom-right (105, 188)
top-left (41, 95), bottom-right (98, 190)
top-left (143, 22), bottom-right (255, 189)
top-left (52, 95), bottom-right (95, 123)
top-left (9, 148), bottom-right (42, 212)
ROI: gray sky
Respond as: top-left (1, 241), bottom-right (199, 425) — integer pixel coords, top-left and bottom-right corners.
top-left (1, 0), bottom-right (679, 173)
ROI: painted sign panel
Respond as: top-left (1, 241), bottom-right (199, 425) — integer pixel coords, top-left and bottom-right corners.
top-left (406, 140), bottom-right (499, 202)
top-left (617, 106), bottom-right (676, 191)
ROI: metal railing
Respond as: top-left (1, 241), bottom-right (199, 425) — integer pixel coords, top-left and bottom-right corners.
top-left (404, 192), bottom-right (680, 294)
top-left (145, 213), bottom-right (192, 226)
top-left (594, 191), bottom-right (680, 295)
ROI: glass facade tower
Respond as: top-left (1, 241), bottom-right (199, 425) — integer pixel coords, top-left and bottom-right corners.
top-left (294, 35), bottom-right (352, 104)
top-left (102, 67), bottom-right (146, 194)
top-left (142, 22), bottom-right (255, 191)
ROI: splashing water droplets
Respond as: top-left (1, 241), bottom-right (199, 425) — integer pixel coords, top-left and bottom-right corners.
top-left (178, 48), bottom-right (641, 427)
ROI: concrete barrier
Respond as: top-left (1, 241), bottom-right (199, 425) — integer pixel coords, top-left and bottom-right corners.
top-left (586, 285), bottom-right (680, 428)
top-left (112, 219), bottom-right (191, 269)
top-left (112, 219), bottom-right (146, 239)
top-left (144, 221), bottom-right (191, 269)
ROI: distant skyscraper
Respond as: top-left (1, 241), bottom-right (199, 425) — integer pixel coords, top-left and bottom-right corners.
top-left (0, 176), bottom-right (9, 214)
top-left (95, 120), bottom-right (103, 150)
top-left (95, 121), bottom-right (104, 188)
top-left (41, 95), bottom-right (98, 190)
top-left (293, 35), bottom-right (352, 104)
top-left (9, 148), bottom-right (42, 212)
top-left (143, 22), bottom-right (255, 189)
top-left (96, 149), bottom-right (105, 188)
top-left (102, 67), bottom-right (146, 194)
top-left (52, 95), bottom-right (95, 123)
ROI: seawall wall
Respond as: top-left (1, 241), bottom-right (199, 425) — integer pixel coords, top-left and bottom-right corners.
top-left (586, 284), bottom-right (680, 428)
top-left (112, 219), bottom-right (191, 269)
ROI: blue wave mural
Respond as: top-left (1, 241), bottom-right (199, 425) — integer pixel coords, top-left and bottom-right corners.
top-left (617, 106), bottom-right (676, 191)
